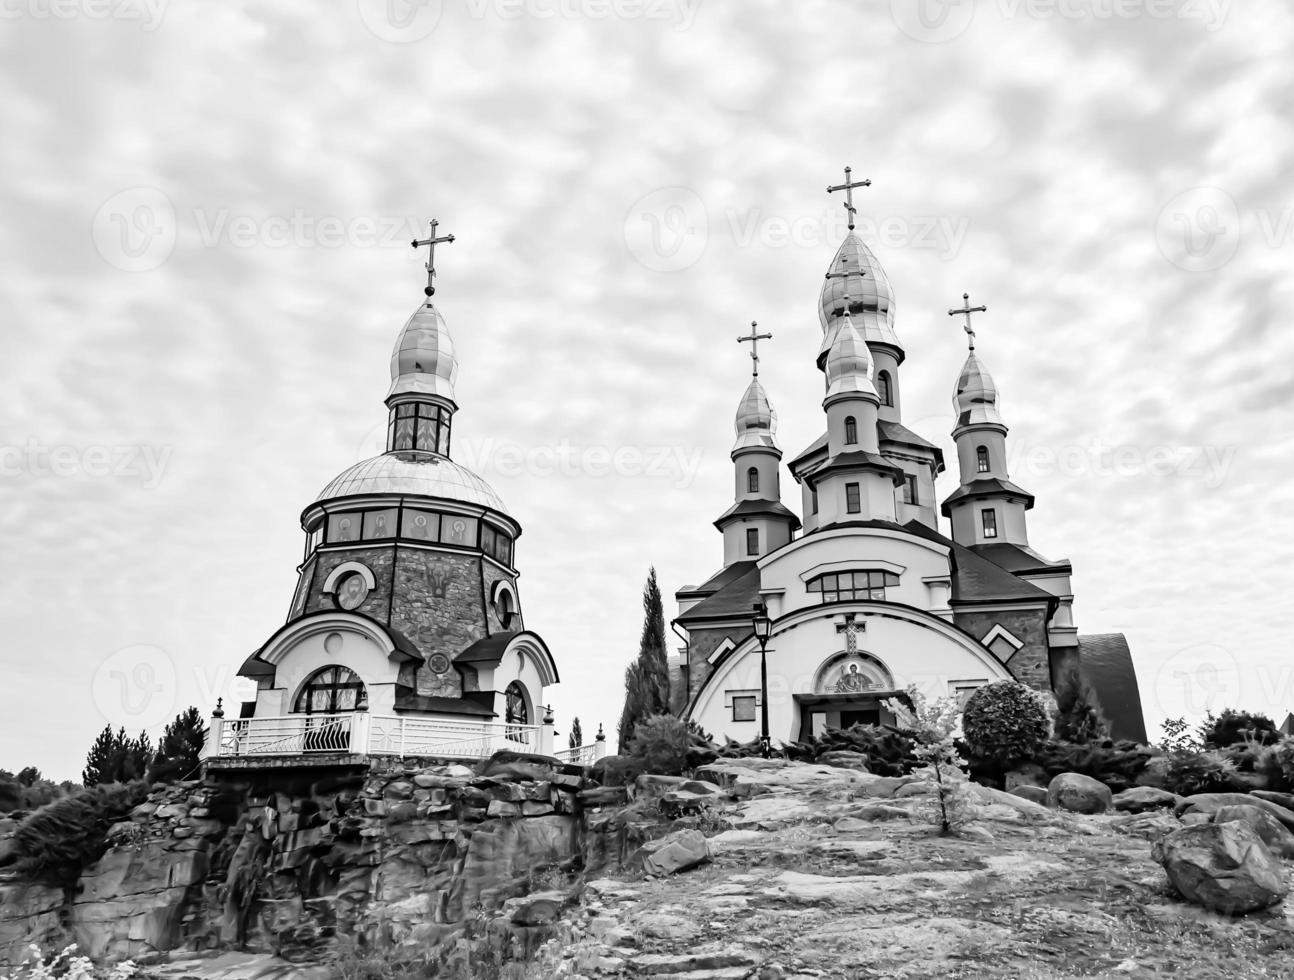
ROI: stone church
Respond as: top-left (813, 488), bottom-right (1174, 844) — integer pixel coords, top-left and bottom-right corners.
top-left (672, 180), bottom-right (1145, 746)
top-left (229, 224), bottom-right (558, 752)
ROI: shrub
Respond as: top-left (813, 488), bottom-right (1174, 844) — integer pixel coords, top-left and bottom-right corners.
top-left (775, 724), bottom-right (918, 775)
top-left (1053, 681), bottom-right (1110, 744)
top-left (1162, 750), bottom-right (1244, 797)
top-left (961, 681), bottom-right (1051, 767)
top-left (1200, 709), bottom-right (1281, 749)
top-left (883, 687), bottom-right (972, 835)
top-left (1159, 717), bottom-right (1201, 753)
top-left (1257, 738), bottom-right (1294, 792)
top-left (626, 714), bottom-right (690, 776)
top-left (11, 782), bottom-right (149, 886)
top-left (1033, 739), bottom-right (1154, 792)
top-left (2, 944), bottom-right (138, 980)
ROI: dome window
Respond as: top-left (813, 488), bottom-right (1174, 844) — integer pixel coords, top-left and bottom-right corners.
top-left (747, 467), bottom-right (760, 494)
top-left (877, 371), bottom-right (893, 407)
top-left (976, 445), bottom-right (990, 473)
top-left (844, 416), bottom-right (858, 445)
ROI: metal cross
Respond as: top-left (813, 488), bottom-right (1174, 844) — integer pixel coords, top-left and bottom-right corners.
top-left (826, 166), bottom-right (871, 231)
top-left (410, 219), bottom-right (456, 298)
top-left (737, 321), bottom-right (773, 377)
top-left (948, 292), bottom-right (987, 350)
top-left (836, 615), bottom-right (864, 654)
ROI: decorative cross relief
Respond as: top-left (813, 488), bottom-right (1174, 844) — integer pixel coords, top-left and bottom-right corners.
top-left (835, 615), bottom-right (865, 654)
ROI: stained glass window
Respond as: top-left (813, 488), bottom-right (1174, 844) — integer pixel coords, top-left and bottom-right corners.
top-left (294, 666), bottom-right (365, 714)
top-left (505, 681), bottom-right (529, 743)
top-left (402, 508), bottom-right (439, 541)
top-left (443, 515), bottom-right (477, 546)
top-left (327, 513), bottom-right (361, 543)
top-left (364, 508), bottom-right (398, 540)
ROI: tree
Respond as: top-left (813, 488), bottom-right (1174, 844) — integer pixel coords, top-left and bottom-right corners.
top-left (1201, 709), bottom-right (1280, 748)
top-left (148, 707), bottom-right (207, 783)
top-left (16, 766), bottom-right (40, 787)
top-left (617, 567), bottom-right (671, 753)
top-left (82, 727), bottom-right (154, 787)
top-left (568, 716), bottom-right (584, 750)
top-left (884, 687), bottom-right (971, 836)
top-left (1054, 680), bottom-right (1110, 744)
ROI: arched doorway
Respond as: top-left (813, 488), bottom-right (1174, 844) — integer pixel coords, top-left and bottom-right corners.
top-left (292, 666), bottom-right (366, 752)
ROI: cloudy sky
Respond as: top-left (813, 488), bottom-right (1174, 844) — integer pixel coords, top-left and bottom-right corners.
top-left (1, 0), bottom-right (1291, 779)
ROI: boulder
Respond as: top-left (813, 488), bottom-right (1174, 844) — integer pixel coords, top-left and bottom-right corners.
top-left (1135, 756), bottom-right (1171, 789)
top-left (634, 774), bottom-right (688, 800)
top-left (1152, 821), bottom-right (1288, 915)
top-left (1176, 793), bottom-right (1294, 831)
top-left (816, 750), bottom-right (871, 772)
top-left (1113, 787), bottom-right (1179, 814)
top-left (1214, 804), bottom-right (1294, 858)
top-left (1251, 790), bottom-right (1294, 811)
top-left (1047, 773), bottom-right (1112, 814)
top-left (1010, 786), bottom-right (1049, 806)
top-left (638, 828), bottom-right (711, 876)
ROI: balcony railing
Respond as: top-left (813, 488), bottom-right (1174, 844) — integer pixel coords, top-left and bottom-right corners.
top-left (368, 714), bottom-right (542, 759)
top-left (217, 713), bottom-right (354, 756)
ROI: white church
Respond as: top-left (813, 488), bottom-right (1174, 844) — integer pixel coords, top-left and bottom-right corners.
top-left (672, 175), bottom-right (1145, 747)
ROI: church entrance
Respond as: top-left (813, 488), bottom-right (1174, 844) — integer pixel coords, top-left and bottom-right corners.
top-left (794, 693), bottom-right (896, 740)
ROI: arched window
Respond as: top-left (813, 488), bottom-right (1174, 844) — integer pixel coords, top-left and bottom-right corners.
top-left (976, 445), bottom-right (990, 473)
top-left (844, 416), bottom-right (858, 445)
top-left (747, 467), bottom-right (759, 494)
top-left (877, 371), bottom-right (893, 407)
top-left (294, 666), bottom-right (365, 714)
top-left (505, 681), bottom-right (530, 743)
top-left (497, 589), bottom-right (516, 630)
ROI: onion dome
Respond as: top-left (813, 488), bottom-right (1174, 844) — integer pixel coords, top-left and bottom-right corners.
top-left (825, 311), bottom-right (878, 400)
top-left (818, 233), bottom-right (901, 363)
top-left (316, 451), bottom-right (508, 513)
top-left (733, 378), bottom-right (779, 452)
top-left (388, 302), bottom-right (458, 402)
top-left (953, 351), bottom-right (1004, 428)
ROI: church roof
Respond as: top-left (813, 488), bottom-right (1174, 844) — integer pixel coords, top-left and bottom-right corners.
top-left (899, 519), bottom-right (1053, 604)
top-left (389, 301), bottom-right (458, 402)
top-left (733, 378), bottom-right (779, 452)
top-left (1078, 633), bottom-right (1147, 743)
top-left (790, 432), bottom-right (830, 471)
top-left (940, 477), bottom-right (1035, 515)
top-left (969, 542), bottom-right (1071, 575)
top-left (678, 560), bottom-right (760, 601)
top-left (818, 233), bottom-right (902, 360)
top-left (805, 450), bottom-right (906, 488)
top-left (877, 419), bottom-right (942, 458)
top-left (713, 498), bottom-right (802, 531)
top-left (316, 451), bottom-right (509, 514)
top-left (675, 562), bottom-right (763, 625)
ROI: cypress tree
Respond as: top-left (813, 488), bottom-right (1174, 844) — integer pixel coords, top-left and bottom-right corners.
top-left (618, 567), bottom-right (671, 752)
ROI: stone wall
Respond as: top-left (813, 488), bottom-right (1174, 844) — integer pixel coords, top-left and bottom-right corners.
top-left (303, 545), bottom-right (397, 622)
top-left (952, 605), bottom-right (1052, 691)
top-left (391, 551), bottom-right (486, 698)
top-left (681, 627), bottom-right (739, 712)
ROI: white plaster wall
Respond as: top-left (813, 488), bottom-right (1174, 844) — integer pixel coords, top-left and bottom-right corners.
top-left (256, 626), bottom-right (400, 717)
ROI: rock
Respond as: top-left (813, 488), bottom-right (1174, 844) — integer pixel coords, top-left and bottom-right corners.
top-left (578, 786), bottom-right (629, 808)
top-left (895, 782), bottom-right (934, 798)
top-left (482, 760), bottom-right (556, 782)
top-left (1176, 793), bottom-right (1294, 831)
top-left (1010, 786), bottom-right (1049, 806)
top-left (486, 800), bottom-right (520, 819)
top-left (1152, 821), bottom-right (1288, 915)
top-left (1114, 787), bottom-right (1179, 813)
top-left (634, 773), bottom-right (688, 799)
top-left (508, 889), bottom-right (566, 926)
top-left (1135, 756), bottom-right (1171, 789)
top-left (853, 775), bottom-right (919, 799)
top-left (383, 780), bottom-right (414, 800)
top-left (520, 801), bottom-right (554, 817)
top-left (1047, 773), bottom-right (1113, 814)
top-left (1251, 790), bottom-right (1294, 811)
top-left (847, 804), bottom-right (910, 822)
top-left (1181, 812), bottom-right (1212, 827)
top-left (816, 750), bottom-right (871, 772)
top-left (1111, 812), bottom-right (1181, 841)
top-left (638, 829), bottom-right (711, 875)
top-left (958, 824), bottom-right (995, 843)
top-left (634, 911), bottom-right (701, 941)
top-left (1214, 805), bottom-right (1294, 858)
top-left (1004, 763), bottom-right (1048, 790)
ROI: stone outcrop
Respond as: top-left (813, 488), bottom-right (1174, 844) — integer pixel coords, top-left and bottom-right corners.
top-left (1213, 804), bottom-right (1294, 859)
top-left (1113, 786), bottom-right (1178, 813)
top-left (1152, 821), bottom-right (1289, 915)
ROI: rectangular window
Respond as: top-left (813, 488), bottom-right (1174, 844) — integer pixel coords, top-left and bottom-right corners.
top-left (363, 508), bottom-right (398, 539)
top-left (811, 489), bottom-right (819, 514)
top-left (442, 515), bottom-right (478, 547)
top-left (981, 509), bottom-right (998, 539)
top-left (845, 482), bottom-right (861, 514)
top-left (481, 524), bottom-right (497, 557)
top-left (326, 512), bottom-right (361, 543)
top-left (732, 696), bottom-right (757, 722)
top-left (902, 474), bottom-right (918, 505)
top-left (402, 508), bottom-right (439, 542)
top-left (746, 527), bottom-right (759, 556)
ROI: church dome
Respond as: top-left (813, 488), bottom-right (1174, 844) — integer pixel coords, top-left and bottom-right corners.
top-left (824, 311), bottom-right (878, 400)
top-left (953, 352), bottom-right (1004, 428)
top-left (389, 302), bottom-right (458, 402)
top-left (818, 233), bottom-right (901, 362)
top-left (316, 451), bottom-right (508, 513)
top-left (733, 378), bottom-right (778, 451)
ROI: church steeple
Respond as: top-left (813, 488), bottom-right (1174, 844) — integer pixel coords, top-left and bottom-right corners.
top-left (715, 325), bottom-right (800, 566)
top-left (941, 293), bottom-right (1036, 546)
top-left (385, 220), bottom-right (459, 456)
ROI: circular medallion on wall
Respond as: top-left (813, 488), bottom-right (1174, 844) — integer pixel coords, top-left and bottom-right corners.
top-left (428, 653), bottom-right (451, 674)
top-left (335, 571), bottom-right (370, 611)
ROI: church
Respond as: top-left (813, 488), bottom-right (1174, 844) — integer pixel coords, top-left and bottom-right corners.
top-left (208, 221), bottom-right (561, 761)
top-left (671, 172), bottom-right (1146, 747)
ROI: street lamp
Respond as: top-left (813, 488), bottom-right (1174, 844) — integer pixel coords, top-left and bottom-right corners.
top-left (752, 601), bottom-right (772, 758)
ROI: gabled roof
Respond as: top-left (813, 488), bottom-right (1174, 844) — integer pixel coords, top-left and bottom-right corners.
top-left (941, 477), bottom-right (1035, 514)
top-left (1079, 633), bottom-right (1147, 744)
top-left (877, 419), bottom-right (943, 460)
top-left (900, 519), bottom-right (1053, 604)
top-left (677, 560), bottom-right (759, 601)
top-left (970, 542), bottom-right (1072, 576)
top-left (454, 630), bottom-right (560, 685)
top-left (675, 562), bottom-right (763, 626)
top-left (805, 450), bottom-right (905, 488)
top-left (714, 498), bottom-right (802, 531)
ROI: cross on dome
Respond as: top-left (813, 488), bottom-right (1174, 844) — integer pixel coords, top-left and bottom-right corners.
top-left (826, 166), bottom-right (871, 231)
top-left (949, 292), bottom-right (988, 351)
top-left (411, 219), bottom-right (455, 297)
top-left (737, 321), bottom-right (773, 377)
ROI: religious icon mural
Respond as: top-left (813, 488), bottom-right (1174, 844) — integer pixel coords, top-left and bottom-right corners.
top-left (814, 653), bottom-right (894, 696)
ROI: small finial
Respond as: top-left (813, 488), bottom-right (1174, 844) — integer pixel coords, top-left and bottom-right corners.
top-left (948, 291), bottom-right (987, 351)
top-left (411, 218), bottom-right (456, 299)
top-left (826, 166), bottom-right (871, 232)
top-left (212, 697), bottom-right (225, 719)
top-left (737, 321), bottom-right (773, 378)
top-left (595, 723), bottom-right (606, 742)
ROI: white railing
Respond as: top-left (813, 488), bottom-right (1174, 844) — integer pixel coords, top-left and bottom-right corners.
top-left (218, 713), bottom-right (354, 756)
top-left (553, 742), bottom-right (602, 765)
top-left (368, 715), bottom-right (541, 759)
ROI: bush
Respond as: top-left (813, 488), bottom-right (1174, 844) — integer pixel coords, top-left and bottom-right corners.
top-left (776, 724), bottom-right (918, 775)
top-left (1200, 709), bottom-right (1281, 749)
top-left (626, 714), bottom-right (690, 776)
top-left (1053, 681), bottom-right (1110, 744)
top-left (1257, 739), bottom-right (1294, 792)
top-left (1032, 739), bottom-right (1154, 792)
top-left (1162, 750), bottom-right (1244, 797)
top-left (11, 782), bottom-right (149, 886)
top-left (961, 682), bottom-right (1052, 767)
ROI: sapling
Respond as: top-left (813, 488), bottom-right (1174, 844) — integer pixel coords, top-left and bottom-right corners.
top-left (883, 686), bottom-right (971, 835)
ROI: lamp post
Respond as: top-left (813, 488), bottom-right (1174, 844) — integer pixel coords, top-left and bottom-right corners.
top-left (752, 601), bottom-right (772, 758)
